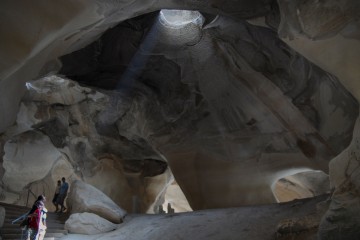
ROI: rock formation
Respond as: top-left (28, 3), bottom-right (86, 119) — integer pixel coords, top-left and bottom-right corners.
top-left (65, 212), bottom-right (118, 235)
top-left (0, 0), bottom-right (360, 239)
top-left (318, 117), bottom-right (360, 239)
top-left (68, 180), bottom-right (127, 223)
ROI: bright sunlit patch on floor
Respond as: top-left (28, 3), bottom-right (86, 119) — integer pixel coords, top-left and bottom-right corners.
top-left (159, 9), bottom-right (204, 28)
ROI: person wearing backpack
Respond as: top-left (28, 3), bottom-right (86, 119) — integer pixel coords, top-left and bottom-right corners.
top-left (26, 195), bottom-right (46, 240)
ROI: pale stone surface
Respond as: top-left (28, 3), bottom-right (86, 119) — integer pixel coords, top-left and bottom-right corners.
top-left (65, 212), bottom-right (118, 235)
top-left (274, 171), bottom-right (330, 202)
top-left (51, 157), bottom-right (76, 185)
top-left (161, 181), bottom-right (192, 213)
top-left (25, 75), bottom-right (89, 105)
top-left (59, 195), bottom-right (328, 240)
top-left (84, 158), bottom-right (133, 211)
top-left (278, 0), bottom-right (360, 101)
top-left (2, 131), bottom-right (63, 192)
top-left (318, 116), bottom-right (360, 239)
top-left (0, 189), bottom-right (18, 205)
top-left (68, 180), bottom-right (127, 223)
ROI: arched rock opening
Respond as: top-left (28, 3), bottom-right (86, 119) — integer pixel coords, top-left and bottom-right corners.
top-left (273, 170), bottom-right (330, 202)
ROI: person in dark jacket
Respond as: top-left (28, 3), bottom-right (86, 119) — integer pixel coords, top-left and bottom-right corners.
top-left (52, 180), bottom-right (61, 212)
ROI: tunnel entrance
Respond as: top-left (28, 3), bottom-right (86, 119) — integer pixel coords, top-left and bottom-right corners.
top-left (273, 170), bottom-right (330, 202)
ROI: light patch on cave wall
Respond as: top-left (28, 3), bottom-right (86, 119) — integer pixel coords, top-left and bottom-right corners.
top-left (273, 170), bottom-right (330, 202)
top-left (159, 10), bottom-right (204, 29)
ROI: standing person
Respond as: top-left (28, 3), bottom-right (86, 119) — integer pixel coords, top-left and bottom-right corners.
top-left (56, 177), bottom-right (69, 212)
top-left (37, 205), bottom-right (48, 240)
top-left (52, 180), bottom-right (61, 212)
top-left (26, 195), bottom-right (46, 240)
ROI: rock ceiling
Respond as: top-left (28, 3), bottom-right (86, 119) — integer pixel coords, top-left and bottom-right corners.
top-left (1, 0), bottom-right (360, 238)
top-left (58, 9), bottom-right (359, 210)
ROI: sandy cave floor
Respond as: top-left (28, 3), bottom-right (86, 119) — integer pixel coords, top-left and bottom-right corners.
top-left (59, 195), bottom-right (329, 240)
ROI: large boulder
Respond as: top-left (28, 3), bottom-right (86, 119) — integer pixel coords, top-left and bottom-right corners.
top-left (2, 130), bottom-right (63, 192)
top-left (68, 180), bottom-right (127, 223)
top-left (65, 212), bottom-right (118, 235)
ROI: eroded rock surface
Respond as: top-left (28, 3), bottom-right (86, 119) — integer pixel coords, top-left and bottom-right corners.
top-left (0, 1), bottom-right (360, 239)
top-left (68, 180), bottom-right (127, 224)
top-left (0, 75), bottom-right (170, 212)
top-left (2, 131), bottom-right (63, 192)
top-left (59, 11), bottom-right (358, 209)
top-left (318, 117), bottom-right (360, 239)
top-left (65, 212), bottom-right (118, 235)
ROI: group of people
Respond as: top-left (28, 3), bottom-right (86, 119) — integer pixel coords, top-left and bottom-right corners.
top-left (52, 177), bottom-right (69, 213)
top-left (23, 177), bottom-right (69, 240)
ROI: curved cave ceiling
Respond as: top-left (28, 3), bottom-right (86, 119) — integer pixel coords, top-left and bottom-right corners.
top-left (57, 9), bottom-right (358, 209)
top-left (0, 0), bottom-right (360, 212)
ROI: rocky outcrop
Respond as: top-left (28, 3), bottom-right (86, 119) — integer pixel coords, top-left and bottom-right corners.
top-left (0, 75), bottom-right (170, 212)
top-left (68, 180), bottom-right (127, 223)
top-left (65, 212), bottom-right (118, 235)
top-left (318, 117), bottom-right (360, 239)
top-left (278, 0), bottom-right (360, 101)
top-left (2, 131), bottom-right (64, 192)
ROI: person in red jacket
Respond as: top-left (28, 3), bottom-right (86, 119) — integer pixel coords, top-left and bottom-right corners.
top-left (27, 195), bottom-right (46, 240)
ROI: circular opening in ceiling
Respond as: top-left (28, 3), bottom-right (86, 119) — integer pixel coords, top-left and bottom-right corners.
top-left (159, 9), bottom-right (204, 28)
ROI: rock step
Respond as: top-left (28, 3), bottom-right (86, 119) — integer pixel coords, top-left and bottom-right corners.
top-left (3, 228), bottom-right (68, 234)
top-left (5, 213), bottom-right (67, 221)
top-left (3, 222), bottom-right (66, 229)
top-left (2, 232), bottom-right (66, 239)
top-left (0, 202), bottom-right (30, 210)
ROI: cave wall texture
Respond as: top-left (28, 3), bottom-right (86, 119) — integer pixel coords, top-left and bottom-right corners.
top-left (1, 0), bottom-right (360, 238)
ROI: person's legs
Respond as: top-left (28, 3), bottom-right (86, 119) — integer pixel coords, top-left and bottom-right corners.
top-left (27, 228), bottom-right (38, 240)
top-left (57, 194), bottom-right (66, 212)
top-left (52, 194), bottom-right (59, 212)
top-left (37, 229), bottom-right (46, 240)
top-left (56, 194), bottom-right (63, 212)
top-left (25, 228), bottom-right (31, 240)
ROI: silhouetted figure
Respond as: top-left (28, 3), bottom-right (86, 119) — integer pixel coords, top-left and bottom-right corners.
top-left (52, 180), bottom-right (61, 212)
top-left (158, 205), bottom-right (165, 214)
top-left (56, 177), bottom-right (69, 212)
top-left (167, 203), bottom-right (175, 214)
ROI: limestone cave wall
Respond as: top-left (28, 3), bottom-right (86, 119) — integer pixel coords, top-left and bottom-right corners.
top-left (0, 0), bottom-right (360, 238)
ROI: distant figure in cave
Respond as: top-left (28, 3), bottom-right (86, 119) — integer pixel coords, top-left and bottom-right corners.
top-left (52, 180), bottom-right (61, 212)
top-left (56, 177), bottom-right (69, 213)
top-left (167, 203), bottom-right (175, 214)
